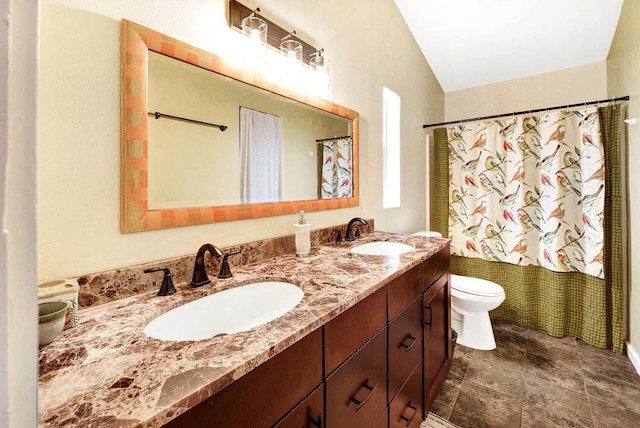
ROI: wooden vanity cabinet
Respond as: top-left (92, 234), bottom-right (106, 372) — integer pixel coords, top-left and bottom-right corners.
top-left (325, 328), bottom-right (388, 427)
top-left (324, 287), bottom-right (387, 377)
top-left (422, 245), bottom-right (452, 416)
top-left (163, 244), bottom-right (452, 428)
top-left (164, 328), bottom-right (322, 428)
top-left (388, 296), bottom-right (423, 402)
top-left (389, 363), bottom-right (423, 428)
top-left (273, 385), bottom-right (324, 428)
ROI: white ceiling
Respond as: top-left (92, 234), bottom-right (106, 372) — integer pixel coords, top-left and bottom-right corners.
top-left (394, 0), bottom-right (624, 93)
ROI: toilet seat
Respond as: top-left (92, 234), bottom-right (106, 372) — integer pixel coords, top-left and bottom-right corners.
top-left (413, 231), bottom-right (442, 238)
top-left (451, 274), bottom-right (504, 297)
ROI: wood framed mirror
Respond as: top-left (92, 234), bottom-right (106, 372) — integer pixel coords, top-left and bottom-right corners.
top-left (121, 19), bottom-right (359, 233)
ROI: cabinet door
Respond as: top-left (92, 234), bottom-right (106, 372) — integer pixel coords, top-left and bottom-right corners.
top-left (273, 385), bottom-right (324, 428)
top-left (388, 297), bottom-right (423, 402)
top-left (326, 327), bottom-right (387, 428)
top-left (165, 328), bottom-right (322, 428)
top-left (423, 273), bottom-right (450, 414)
top-left (389, 363), bottom-right (423, 428)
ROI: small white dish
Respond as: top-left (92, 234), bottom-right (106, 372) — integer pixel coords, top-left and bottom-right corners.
top-left (39, 301), bottom-right (68, 346)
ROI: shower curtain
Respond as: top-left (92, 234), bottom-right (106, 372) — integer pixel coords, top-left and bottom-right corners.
top-left (432, 104), bottom-right (626, 353)
top-left (319, 137), bottom-right (353, 199)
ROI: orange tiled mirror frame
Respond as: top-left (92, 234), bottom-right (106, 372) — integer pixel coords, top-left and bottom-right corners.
top-left (120, 19), bottom-right (359, 233)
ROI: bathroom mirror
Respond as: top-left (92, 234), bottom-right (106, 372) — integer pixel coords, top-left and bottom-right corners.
top-left (121, 19), bottom-right (359, 233)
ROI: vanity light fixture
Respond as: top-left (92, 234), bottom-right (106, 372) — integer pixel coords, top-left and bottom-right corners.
top-left (280, 31), bottom-right (303, 66)
top-left (229, 0), bottom-right (320, 66)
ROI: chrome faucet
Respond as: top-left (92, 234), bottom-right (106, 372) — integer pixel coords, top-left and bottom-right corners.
top-left (345, 217), bottom-right (368, 241)
top-left (191, 243), bottom-right (223, 287)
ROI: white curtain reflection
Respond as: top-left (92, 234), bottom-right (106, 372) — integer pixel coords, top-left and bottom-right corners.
top-left (239, 106), bottom-right (282, 204)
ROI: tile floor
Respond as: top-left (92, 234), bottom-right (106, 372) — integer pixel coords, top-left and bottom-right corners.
top-left (431, 320), bottom-right (640, 427)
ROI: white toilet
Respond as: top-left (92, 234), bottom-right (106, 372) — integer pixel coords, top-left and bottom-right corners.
top-left (413, 231), bottom-right (506, 350)
top-left (450, 274), bottom-right (505, 350)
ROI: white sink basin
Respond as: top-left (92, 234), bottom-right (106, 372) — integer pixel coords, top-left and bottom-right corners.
top-left (144, 281), bottom-right (304, 341)
top-left (350, 241), bottom-right (414, 256)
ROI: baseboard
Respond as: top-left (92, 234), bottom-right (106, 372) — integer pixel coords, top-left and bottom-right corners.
top-left (626, 342), bottom-right (640, 376)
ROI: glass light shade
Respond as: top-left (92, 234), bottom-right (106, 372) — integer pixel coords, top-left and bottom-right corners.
top-left (280, 39), bottom-right (303, 65)
top-left (309, 53), bottom-right (324, 71)
top-left (309, 52), bottom-right (328, 94)
top-left (241, 16), bottom-right (267, 43)
top-left (241, 16), bottom-right (267, 70)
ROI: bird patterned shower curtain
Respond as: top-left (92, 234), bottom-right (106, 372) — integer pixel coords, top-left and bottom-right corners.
top-left (319, 137), bottom-right (353, 199)
top-left (447, 107), bottom-right (604, 279)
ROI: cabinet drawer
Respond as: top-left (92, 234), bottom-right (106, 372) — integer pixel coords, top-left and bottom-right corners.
top-left (165, 328), bottom-right (322, 428)
top-left (388, 297), bottom-right (423, 402)
top-left (388, 263), bottom-right (423, 321)
top-left (389, 363), bottom-right (423, 428)
top-left (326, 327), bottom-right (388, 428)
top-left (373, 408), bottom-right (389, 428)
top-left (274, 384), bottom-right (324, 428)
top-left (324, 286), bottom-right (386, 376)
top-left (422, 245), bottom-right (450, 290)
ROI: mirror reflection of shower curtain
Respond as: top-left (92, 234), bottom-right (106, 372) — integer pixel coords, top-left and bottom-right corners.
top-left (319, 137), bottom-right (353, 199)
top-left (240, 107), bottom-right (282, 204)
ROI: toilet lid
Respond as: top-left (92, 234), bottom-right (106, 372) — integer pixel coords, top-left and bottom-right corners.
top-left (451, 274), bottom-right (504, 297)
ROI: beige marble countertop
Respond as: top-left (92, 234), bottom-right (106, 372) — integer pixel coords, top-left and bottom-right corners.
top-left (38, 232), bottom-right (448, 427)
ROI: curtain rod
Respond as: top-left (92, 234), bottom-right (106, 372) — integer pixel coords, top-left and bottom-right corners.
top-left (422, 95), bottom-right (629, 129)
top-left (148, 111), bottom-right (228, 131)
top-left (316, 135), bottom-right (352, 142)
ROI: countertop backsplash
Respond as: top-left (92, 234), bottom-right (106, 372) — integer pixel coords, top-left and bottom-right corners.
top-left (75, 219), bottom-right (374, 309)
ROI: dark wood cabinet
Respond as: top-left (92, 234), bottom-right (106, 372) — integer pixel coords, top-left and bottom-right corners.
top-left (164, 244), bottom-right (451, 428)
top-left (326, 327), bottom-right (388, 428)
top-left (324, 287), bottom-right (387, 377)
top-left (164, 328), bottom-right (322, 428)
top-left (387, 263), bottom-right (423, 320)
top-left (389, 363), bottom-right (423, 428)
top-left (273, 385), bottom-right (324, 428)
top-left (423, 271), bottom-right (451, 415)
top-left (388, 296), bottom-right (423, 402)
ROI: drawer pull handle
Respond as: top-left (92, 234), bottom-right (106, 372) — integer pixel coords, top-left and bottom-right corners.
top-left (400, 403), bottom-right (418, 426)
top-left (424, 303), bottom-right (432, 329)
top-left (399, 334), bottom-right (418, 352)
top-left (309, 413), bottom-right (322, 428)
top-left (349, 381), bottom-right (378, 412)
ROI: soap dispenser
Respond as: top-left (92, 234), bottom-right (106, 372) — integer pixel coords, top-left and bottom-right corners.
top-left (294, 210), bottom-right (311, 257)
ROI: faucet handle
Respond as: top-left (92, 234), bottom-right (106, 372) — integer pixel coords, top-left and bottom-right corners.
top-left (143, 267), bottom-right (176, 296)
top-left (354, 225), bottom-right (362, 239)
top-left (332, 229), bottom-right (343, 244)
top-left (218, 250), bottom-right (241, 279)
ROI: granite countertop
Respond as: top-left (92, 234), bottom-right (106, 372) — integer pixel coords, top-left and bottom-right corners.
top-left (38, 232), bottom-right (448, 427)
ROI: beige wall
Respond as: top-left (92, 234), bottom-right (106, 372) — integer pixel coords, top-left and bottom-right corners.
top-left (445, 62), bottom-right (607, 121)
top-left (37, 0), bottom-right (444, 281)
top-left (607, 0), bottom-right (640, 354)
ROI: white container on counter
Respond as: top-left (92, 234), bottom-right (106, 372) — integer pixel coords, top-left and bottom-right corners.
top-left (37, 279), bottom-right (79, 330)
